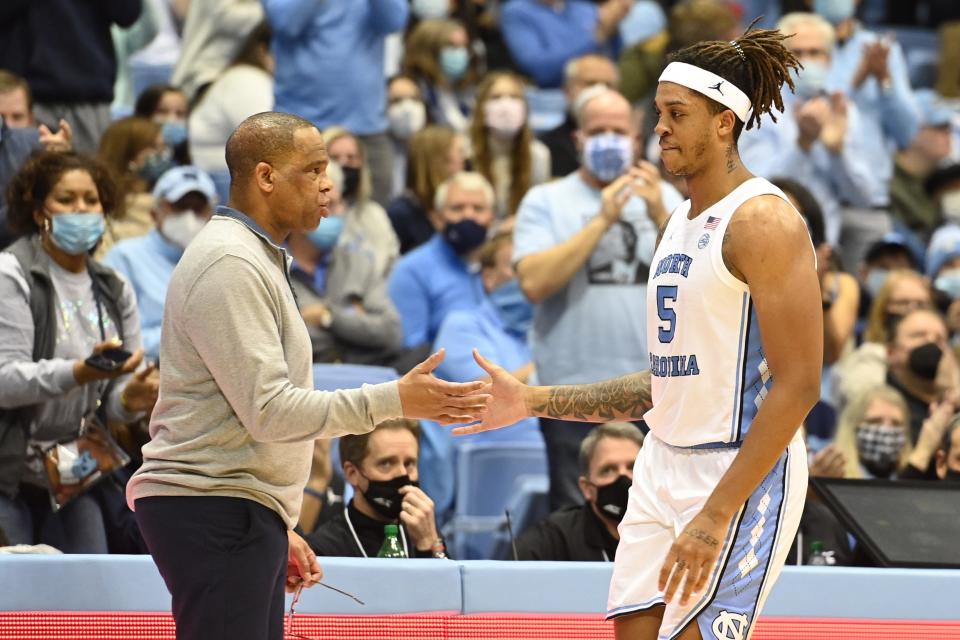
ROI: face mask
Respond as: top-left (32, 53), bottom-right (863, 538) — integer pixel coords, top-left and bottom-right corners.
top-left (440, 46), bottom-right (469, 81)
top-left (856, 423), bottom-right (906, 478)
top-left (160, 210), bottom-right (205, 250)
top-left (388, 99), bottom-right (427, 141)
top-left (583, 133), bottom-right (634, 184)
top-left (362, 473), bottom-right (416, 520)
top-left (307, 215), bottom-right (345, 252)
top-left (138, 152), bottom-right (176, 187)
top-left (935, 268), bottom-right (960, 300)
top-left (593, 474), bottom-right (632, 524)
top-left (792, 60), bottom-right (829, 100)
top-left (814, 0), bottom-right (856, 25)
top-left (341, 166), bottom-right (361, 200)
top-left (908, 342), bottom-right (943, 381)
top-left (864, 269), bottom-right (889, 298)
top-left (442, 218), bottom-right (488, 255)
top-left (161, 120), bottom-right (188, 147)
top-left (941, 190), bottom-right (960, 224)
top-left (412, 0), bottom-right (449, 19)
top-left (489, 278), bottom-right (534, 337)
top-left (484, 96), bottom-right (527, 140)
top-left (49, 212), bottom-right (106, 255)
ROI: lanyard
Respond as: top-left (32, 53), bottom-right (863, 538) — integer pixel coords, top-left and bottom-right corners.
top-left (344, 509), bottom-right (408, 558)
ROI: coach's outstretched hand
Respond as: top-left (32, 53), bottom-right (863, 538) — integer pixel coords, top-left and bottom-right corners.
top-left (451, 350), bottom-right (530, 435)
top-left (398, 349), bottom-right (492, 426)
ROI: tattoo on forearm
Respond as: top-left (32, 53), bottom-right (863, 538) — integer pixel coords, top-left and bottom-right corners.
top-left (686, 528), bottom-right (720, 548)
top-left (533, 371), bottom-right (651, 421)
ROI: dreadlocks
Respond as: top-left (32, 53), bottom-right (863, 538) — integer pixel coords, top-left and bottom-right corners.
top-left (668, 17), bottom-right (801, 137)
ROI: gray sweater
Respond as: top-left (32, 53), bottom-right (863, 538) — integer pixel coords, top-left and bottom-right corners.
top-left (127, 209), bottom-right (402, 527)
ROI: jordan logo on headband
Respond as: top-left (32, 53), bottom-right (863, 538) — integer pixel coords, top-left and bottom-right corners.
top-left (709, 81), bottom-right (724, 95)
top-left (658, 62), bottom-right (751, 122)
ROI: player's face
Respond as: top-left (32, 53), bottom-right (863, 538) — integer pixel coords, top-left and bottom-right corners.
top-left (653, 82), bottom-right (718, 177)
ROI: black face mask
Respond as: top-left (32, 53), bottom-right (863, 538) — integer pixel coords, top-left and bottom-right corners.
top-left (908, 342), bottom-right (943, 381)
top-left (442, 218), bottom-right (487, 255)
top-left (945, 469), bottom-right (960, 483)
top-left (361, 473), bottom-right (416, 520)
top-left (593, 475), bottom-right (631, 524)
top-left (341, 166), bottom-right (361, 200)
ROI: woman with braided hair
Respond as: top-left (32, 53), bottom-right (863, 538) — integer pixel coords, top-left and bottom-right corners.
top-left (456, 21), bottom-right (825, 640)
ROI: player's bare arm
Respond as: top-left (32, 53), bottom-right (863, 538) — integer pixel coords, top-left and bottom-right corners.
top-left (454, 355), bottom-right (651, 436)
top-left (658, 194), bottom-right (823, 605)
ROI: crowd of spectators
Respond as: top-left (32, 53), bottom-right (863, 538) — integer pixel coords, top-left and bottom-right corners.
top-left (1, 0), bottom-right (959, 567)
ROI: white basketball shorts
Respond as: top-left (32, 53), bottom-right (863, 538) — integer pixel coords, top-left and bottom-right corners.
top-left (606, 431), bottom-right (807, 640)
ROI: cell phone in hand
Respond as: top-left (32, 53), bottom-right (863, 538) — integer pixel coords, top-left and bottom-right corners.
top-left (84, 347), bottom-right (132, 372)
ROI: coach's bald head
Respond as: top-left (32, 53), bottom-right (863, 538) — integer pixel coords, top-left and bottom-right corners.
top-left (225, 112), bottom-right (333, 243)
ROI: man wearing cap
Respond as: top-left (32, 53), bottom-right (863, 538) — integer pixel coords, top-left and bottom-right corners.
top-left (889, 89), bottom-right (956, 239)
top-left (103, 166), bottom-right (217, 360)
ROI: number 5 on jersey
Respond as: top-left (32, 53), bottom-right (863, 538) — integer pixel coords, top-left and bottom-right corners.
top-left (657, 285), bottom-right (678, 343)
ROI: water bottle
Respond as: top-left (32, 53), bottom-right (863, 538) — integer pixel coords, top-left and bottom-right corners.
top-left (807, 540), bottom-right (828, 566)
top-left (376, 524), bottom-right (407, 558)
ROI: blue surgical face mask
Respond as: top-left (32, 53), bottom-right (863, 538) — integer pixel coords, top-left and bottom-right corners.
top-left (489, 278), bottom-right (534, 337)
top-left (583, 133), bottom-right (634, 184)
top-left (161, 120), bottom-right (188, 147)
top-left (138, 152), bottom-right (176, 187)
top-left (814, 0), bottom-right (856, 25)
top-left (440, 46), bottom-right (469, 81)
top-left (49, 212), bottom-right (106, 255)
top-left (935, 269), bottom-right (960, 300)
top-left (792, 59), bottom-right (829, 99)
top-left (306, 215), bottom-right (345, 252)
top-left (864, 269), bottom-right (889, 298)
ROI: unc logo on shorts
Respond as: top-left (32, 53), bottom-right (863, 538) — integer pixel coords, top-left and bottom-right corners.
top-left (698, 233), bottom-right (710, 249)
top-left (712, 610), bottom-right (749, 640)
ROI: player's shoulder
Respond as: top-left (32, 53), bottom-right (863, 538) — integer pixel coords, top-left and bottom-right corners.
top-left (730, 184), bottom-right (806, 239)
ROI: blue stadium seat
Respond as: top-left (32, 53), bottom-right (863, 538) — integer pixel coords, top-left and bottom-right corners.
top-left (891, 27), bottom-right (939, 89)
top-left (448, 440), bottom-right (548, 559)
top-left (313, 363), bottom-right (400, 482)
top-left (129, 62), bottom-right (175, 104)
top-left (208, 169), bottom-right (231, 207)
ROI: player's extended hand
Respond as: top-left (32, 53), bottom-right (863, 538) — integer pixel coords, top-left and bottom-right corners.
top-left (451, 349), bottom-right (530, 435)
top-left (398, 349), bottom-right (491, 426)
top-left (658, 509), bottom-right (730, 606)
top-left (287, 530), bottom-right (323, 593)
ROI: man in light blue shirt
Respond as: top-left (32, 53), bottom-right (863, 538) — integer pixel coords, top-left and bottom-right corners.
top-left (814, 0), bottom-right (920, 151)
top-left (103, 166), bottom-right (216, 360)
top-left (513, 88), bottom-right (681, 510)
top-left (262, 0), bottom-right (407, 206)
top-left (739, 12), bottom-right (885, 244)
top-left (388, 172), bottom-right (493, 350)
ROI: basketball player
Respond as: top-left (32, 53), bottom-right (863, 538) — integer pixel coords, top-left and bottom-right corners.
top-left (460, 25), bottom-right (823, 640)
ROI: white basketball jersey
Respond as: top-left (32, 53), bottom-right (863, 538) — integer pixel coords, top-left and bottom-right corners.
top-left (643, 177), bottom-right (804, 447)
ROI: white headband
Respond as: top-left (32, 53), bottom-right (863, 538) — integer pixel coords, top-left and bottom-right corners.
top-left (658, 62), bottom-right (751, 123)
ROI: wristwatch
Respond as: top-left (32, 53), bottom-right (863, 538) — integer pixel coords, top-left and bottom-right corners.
top-left (318, 307), bottom-right (333, 329)
top-left (431, 538), bottom-right (448, 559)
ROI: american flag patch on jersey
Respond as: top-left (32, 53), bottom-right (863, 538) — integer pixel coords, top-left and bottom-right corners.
top-left (704, 216), bottom-right (721, 230)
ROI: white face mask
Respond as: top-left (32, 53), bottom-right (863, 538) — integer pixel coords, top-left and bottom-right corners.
top-left (161, 210), bottom-right (206, 249)
top-left (942, 190), bottom-right (960, 224)
top-left (484, 96), bottom-right (527, 141)
top-left (412, 0), bottom-right (449, 19)
top-left (387, 99), bottom-right (427, 142)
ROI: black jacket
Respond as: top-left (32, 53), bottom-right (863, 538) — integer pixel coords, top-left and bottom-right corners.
top-left (538, 113), bottom-right (580, 179)
top-left (515, 503), bottom-right (619, 562)
top-left (306, 500), bottom-right (446, 559)
top-left (0, 0), bottom-right (141, 103)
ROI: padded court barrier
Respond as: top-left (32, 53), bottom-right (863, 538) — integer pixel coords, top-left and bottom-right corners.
top-left (2, 556), bottom-right (959, 639)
